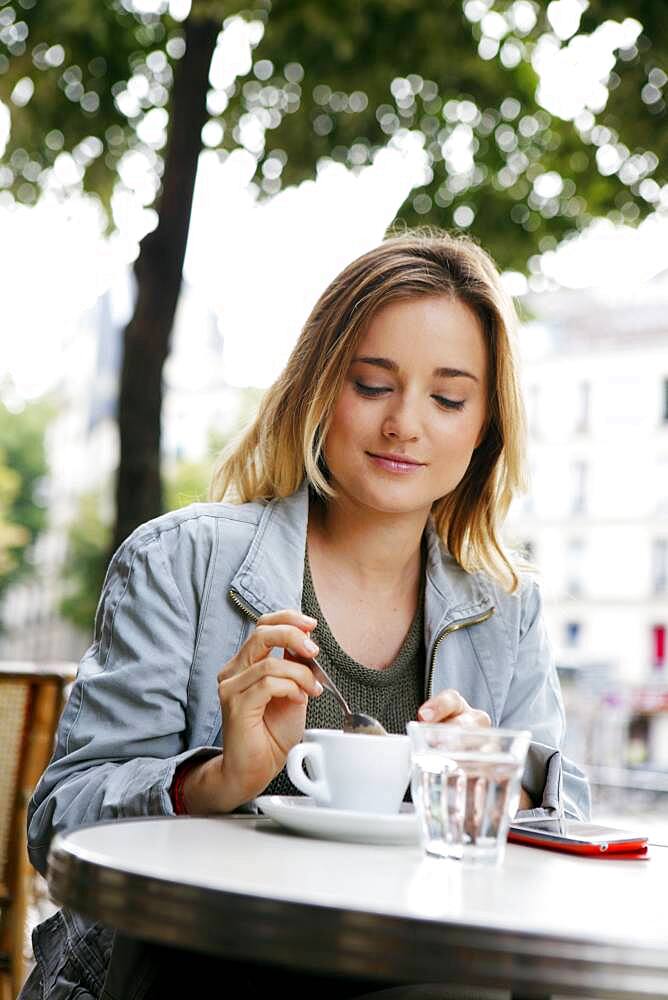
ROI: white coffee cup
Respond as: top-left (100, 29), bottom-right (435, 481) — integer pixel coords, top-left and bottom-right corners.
top-left (286, 728), bottom-right (412, 813)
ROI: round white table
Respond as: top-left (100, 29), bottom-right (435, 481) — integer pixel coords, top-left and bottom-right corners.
top-left (47, 815), bottom-right (668, 999)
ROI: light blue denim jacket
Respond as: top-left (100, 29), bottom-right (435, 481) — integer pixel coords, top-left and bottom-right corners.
top-left (22, 482), bottom-right (590, 998)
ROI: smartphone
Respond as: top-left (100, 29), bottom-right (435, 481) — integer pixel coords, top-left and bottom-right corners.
top-left (508, 817), bottom-right (648, 857)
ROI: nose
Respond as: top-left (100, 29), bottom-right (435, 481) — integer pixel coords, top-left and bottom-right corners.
top-left (381, 396), bottom-right (420, 442)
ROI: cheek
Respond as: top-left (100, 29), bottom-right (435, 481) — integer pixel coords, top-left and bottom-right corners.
top-left (432, 410), bottom-right (486, 464)
top-left (457, 401), bottom-right (487, 452)
top-left (326, 393), bottom-right (367, 449)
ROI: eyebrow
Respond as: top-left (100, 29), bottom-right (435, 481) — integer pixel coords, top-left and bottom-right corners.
top-left (353, 356), bottom-right (479, 383)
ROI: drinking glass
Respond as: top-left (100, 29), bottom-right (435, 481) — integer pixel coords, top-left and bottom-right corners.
top-left (407, 723), bottom-right (531, 865)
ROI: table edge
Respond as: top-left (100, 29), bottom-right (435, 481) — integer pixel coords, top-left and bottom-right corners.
top-left (47, 817), bottom-right (668, 998)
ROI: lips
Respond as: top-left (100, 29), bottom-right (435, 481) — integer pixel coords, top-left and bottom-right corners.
top-left (366, 452), bottom-right (426, 473)
top-left (368, 452), bottom-right (424, 466)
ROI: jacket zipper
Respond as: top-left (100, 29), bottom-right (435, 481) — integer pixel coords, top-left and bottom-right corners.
top-left (426, 607), bottom-right (495, 700)
top-left (228, 588), bottom-right (261, 623)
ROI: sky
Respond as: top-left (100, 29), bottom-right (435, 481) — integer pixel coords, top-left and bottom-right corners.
top-left (1, 0), bottom-right (667, 399)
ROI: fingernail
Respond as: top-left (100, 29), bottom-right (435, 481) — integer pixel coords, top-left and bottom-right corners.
top-left (304, 638), bottom-right (318, 654)
top-left (420, 707), bottom-right (434, 721)
top-left (313, 680), bottom-right (323, 695)
top-left (303, 615), bottom-right (318, 625)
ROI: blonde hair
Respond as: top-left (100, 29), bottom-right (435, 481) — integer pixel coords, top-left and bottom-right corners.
top-left (210, 228), bottom-right (527, 591)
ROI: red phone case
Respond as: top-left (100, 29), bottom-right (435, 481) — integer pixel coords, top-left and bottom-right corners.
top-left (508, 829), bottom-right (649, 858)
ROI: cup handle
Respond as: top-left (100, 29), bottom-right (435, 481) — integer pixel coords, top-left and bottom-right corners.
top-left (286, 743), bottom-right (330, 804)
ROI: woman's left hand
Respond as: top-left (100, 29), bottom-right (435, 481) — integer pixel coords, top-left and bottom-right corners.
top-left (418, 688), bottom-right (491, 728)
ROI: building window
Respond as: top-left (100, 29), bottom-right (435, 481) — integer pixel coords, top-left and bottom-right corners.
top-left (565, 538), bottom-right (586, 597)
top-left (564, 622), bottom-right (581, 647)
top-left (657, 458), bottom-right (668, 517)
top-left (571, 461), bottom-right (587, 515)
top-left (663, 377), bottom-right (668, 423)
top-left (522, 539), bottom-right (535, 561)
top-left (575, 381), bottom-right (590, 433)
top-left (652, 625), bottom-right (666, 672)
top-left (652, 539), bottom-right (668, 595)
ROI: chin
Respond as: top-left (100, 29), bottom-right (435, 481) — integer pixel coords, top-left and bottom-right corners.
top-left (346, 479), bottom-right (438, 517)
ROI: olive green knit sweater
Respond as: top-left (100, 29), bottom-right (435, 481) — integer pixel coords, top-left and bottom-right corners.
top-left (264, 554), bottom-right (425, 797)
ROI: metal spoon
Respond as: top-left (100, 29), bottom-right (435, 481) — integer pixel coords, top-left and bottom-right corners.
top-left (306, 654), bottom-right (387, 736)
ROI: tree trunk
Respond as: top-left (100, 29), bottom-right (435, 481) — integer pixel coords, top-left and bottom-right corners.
top-left (112, 16), bottom-right (219, 555)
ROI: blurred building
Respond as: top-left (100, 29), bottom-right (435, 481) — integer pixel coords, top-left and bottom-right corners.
top-left (0, 275), bottom-right (240, 661)
top-left (505, 270), bottom-right (668, 775)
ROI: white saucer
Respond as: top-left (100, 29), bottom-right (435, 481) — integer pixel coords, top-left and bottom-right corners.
top-left (255, 795), bottom-right (419, 845)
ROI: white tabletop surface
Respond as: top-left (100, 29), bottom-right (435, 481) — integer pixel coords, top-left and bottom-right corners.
top-left (53, 814), bottom-right (667, 952)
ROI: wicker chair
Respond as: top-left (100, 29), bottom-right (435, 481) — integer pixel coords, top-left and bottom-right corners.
top-left (0, 663), bottom-right (76, 1000)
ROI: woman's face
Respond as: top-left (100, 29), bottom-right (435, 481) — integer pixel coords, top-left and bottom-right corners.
top-left (323, 294), bottom-right (489, 521)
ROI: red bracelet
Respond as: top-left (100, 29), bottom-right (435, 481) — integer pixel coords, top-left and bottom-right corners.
top-left (170, 758), bottom-right (201, 815)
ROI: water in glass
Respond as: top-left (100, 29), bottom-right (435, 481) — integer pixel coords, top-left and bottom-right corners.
top-left (449, 750), bottom-right (524, 864)
top-left (411, 750), bottom-right (462, 858)
top-left (411, 749), bottom-right (523, 864)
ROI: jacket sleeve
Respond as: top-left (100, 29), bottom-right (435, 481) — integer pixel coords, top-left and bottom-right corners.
top-left (27, 524), bottom-right (221, 875)
top-left (499, 577), bottom-right (591, 821)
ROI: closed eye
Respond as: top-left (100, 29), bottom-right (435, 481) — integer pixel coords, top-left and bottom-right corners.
top-left (433, 395), bottom-right (465, 411)
top-left (354, 381), bottom-right (391, 397)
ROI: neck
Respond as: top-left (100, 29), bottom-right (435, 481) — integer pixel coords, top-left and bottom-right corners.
top-left (308, 491), bottom-right (427, 594)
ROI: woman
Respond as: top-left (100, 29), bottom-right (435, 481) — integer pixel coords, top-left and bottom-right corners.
top-left (22, 229), bottom-right (589, 999)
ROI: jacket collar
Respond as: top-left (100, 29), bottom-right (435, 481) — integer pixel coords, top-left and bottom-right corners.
top-left (229, 481), bottom-right (310, 617)
top-left (422, 518), bottom-right (494, 646)
top-left (229, 481), bottom-right (494, 632)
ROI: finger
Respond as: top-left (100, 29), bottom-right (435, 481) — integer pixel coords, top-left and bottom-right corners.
top-left (418, 689), bottom-right (468, 723)
top-left (473, 708), bottom-right (491, 728)
top-left (251, 623), bottom-right (319, 661)
top-left (218, 624), bottom-right (319, 682)
top-left (256, 609), bottom-right (318, 632)
top-left (219, 657), bottom-right (323, 700)
top-left (442, 709), bottom-right (491, 730)
top-left (226, 674), bottom-right (310, 713)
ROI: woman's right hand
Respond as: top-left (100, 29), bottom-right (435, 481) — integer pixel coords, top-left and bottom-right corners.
top-left (183, 610), bottom-right (323, 814)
